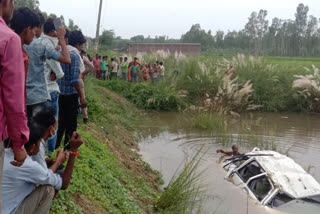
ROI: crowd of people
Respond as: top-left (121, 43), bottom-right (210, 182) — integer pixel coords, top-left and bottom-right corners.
top-left (0, 0), bottom-right (168, 213)
top-left (0, 1), bottom-right (244, 213)
top-left (91, 54), bottom-right (165, 83)
top-left (0, 1), bottom-right (91, 213)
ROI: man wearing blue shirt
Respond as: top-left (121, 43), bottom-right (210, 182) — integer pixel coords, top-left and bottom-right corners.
top-left (25, 23), bottom-right (71, 120)
top-left (56, 30), bottom-right (87, 150)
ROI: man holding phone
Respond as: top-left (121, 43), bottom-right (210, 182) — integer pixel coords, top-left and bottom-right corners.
top-left (41, 18), bottom-right (67, 153)
top-left (25, 18), bottom-right (71, 120)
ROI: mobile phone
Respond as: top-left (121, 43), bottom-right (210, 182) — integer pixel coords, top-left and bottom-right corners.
top-left (53, 18), bottom-right (62, 30)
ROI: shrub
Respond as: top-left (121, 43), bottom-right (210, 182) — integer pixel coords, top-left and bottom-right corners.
top-left (293, 65), bottom-right (320, 112)
top-left (99, 79), bottom-right (186, 111)
top-left (222, 54), bottom-right (312, 112)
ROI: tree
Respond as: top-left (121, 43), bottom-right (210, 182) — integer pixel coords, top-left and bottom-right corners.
top-left (112, 37), bottom-right (130, 51)
top-left (295, 3), bottom-right (309, 55)
top-left (99, 30), bottom-right (115, 48)
top-left (68, 19), bottom-right (80, 31)
top-left (181, 24), bottom-right (213, 51)
top-left (245, 11), bottom-right (258, 48)
top-left (295, 3), bottom-right (309, 37)
top-left (154, 36), bottom-right (166, 43)
top-left (48, 13), bottom-right (57, 19)
top-left (131, 35), bottom-right (177, 43)
top-left (245, 10), bottom-right (268, 53)
top-left (305, 15), bottom-right (318, 55)
top-left (60, 15), bottom-right (66, 25)
top-left (306, 16), bottom-right (318, 37)
top-left (15, 0), bottom-right (39, 9)
top-left (256, 10), bottom-right (269, 52)
top-left (215, 30), bottom-right (224, 48)
top-left (130, 35), bottom-right (145, 43)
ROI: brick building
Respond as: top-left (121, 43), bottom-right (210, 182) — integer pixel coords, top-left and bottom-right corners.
top-left (128, 43), bottom-right (201, 56)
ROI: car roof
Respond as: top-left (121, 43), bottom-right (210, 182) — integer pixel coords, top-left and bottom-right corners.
top-left (247, 150), bottom-right (320, 199)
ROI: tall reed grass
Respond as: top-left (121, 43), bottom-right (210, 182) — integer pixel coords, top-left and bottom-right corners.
top-left (161, 54), bottom-right (314, 113)
top-left (293, 65), bottom-right (320, 112)
top-left (155, 147), bottom-right (206, 214)
top-left (99, 50), bottom-right (317, 113)
top-left (192, 112), bottom-right (227, 131)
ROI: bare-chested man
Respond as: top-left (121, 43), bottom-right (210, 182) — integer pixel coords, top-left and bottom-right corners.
top-left (217, 144), bottom-right (241, 156)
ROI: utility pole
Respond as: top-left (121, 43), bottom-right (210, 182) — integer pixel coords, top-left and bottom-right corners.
top-left (95, 0), bottom-right (103, 53)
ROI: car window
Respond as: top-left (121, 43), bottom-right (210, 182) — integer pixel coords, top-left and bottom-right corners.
top-left (233, 156), bottom-right (249, 167)
top-left (237, 161), bottom-right (264, 182)
top-left (267, 192), bottom-right (293, 207)
top-left (248, 175), bottom-right (272, 201)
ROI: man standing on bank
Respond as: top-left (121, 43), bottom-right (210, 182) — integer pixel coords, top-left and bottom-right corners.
top-left (56, 30), bottom-right (87, 150)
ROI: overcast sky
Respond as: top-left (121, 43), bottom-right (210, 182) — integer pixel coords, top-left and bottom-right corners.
top-left (39, 0), bottom-right (320, 39)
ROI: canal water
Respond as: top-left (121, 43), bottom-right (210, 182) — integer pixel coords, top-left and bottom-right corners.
top-left (138, 112), bottom-right (320, 214)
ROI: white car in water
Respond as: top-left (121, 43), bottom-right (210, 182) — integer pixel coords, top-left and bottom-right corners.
top-left (222, 148), bottom-right (320, 214)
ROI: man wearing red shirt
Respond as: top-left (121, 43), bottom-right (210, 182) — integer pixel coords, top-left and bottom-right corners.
top-left (128, 57), bottom-right (140, 82)
top-left (226, 65), bottom-right (236, 79)
top-left (93, 54), bottom-right (101, 78)
top-left (0, 0), bottom-right (31, 209)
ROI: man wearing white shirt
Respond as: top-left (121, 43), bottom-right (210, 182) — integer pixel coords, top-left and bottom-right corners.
top-left (31, 108), bottom-right (58, 170)
top-left (159, 62), bottom-right (165, 80)
top-left (42, 18), bottom-right (65, 154)
top-left (1, 122), bottom-right (83, 214)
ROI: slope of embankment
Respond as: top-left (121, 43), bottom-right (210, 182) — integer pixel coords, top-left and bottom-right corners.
top-left (50, 77), bottom-right (162, 214)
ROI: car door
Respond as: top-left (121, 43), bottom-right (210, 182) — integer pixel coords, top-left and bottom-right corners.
top-left (245, 173), bottom-right (274, 203)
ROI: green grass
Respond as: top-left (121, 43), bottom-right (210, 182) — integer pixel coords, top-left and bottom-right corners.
top-left (202, 55), bottom-right (320, 68)
top-left (265, 56), bottom-right (320, 68)
top-left (192, 112), bottom-right (226, 132)
top-left (86, 48), bottom-right (122, 60)
top-left (97, 78), bottom-right (186, 111)
top-left (50, 77), bottom-right (160, 214)
top-left (51, 131), bottom-right (154, 214)
top-left (155, 147), bottom-right (206, 214)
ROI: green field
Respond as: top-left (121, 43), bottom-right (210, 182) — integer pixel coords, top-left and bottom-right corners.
top-left (266, 56), bottom-right (320, 67)
top-left (199, 55), bottom-right (320, 67)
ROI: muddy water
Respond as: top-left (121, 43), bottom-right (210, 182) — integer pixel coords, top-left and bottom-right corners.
top-left (138, 112), bottom-right (320, 214)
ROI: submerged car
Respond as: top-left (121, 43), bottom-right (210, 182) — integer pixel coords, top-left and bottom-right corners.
top-left (222, 148), bottom-right (320, 214)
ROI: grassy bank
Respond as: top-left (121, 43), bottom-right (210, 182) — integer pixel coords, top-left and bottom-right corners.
top-left (50, 77), bottom-right (162, 214)
top-left (97, 79), bottom-right (185, 111)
